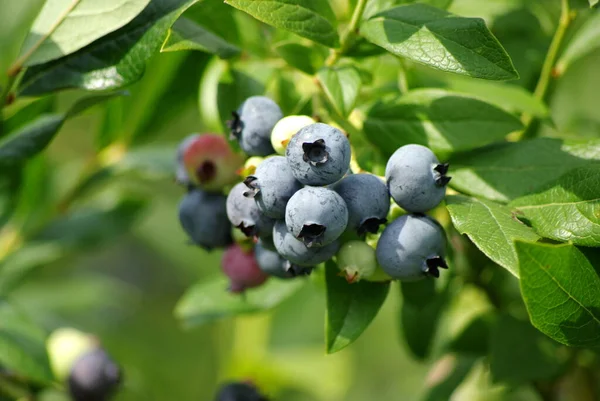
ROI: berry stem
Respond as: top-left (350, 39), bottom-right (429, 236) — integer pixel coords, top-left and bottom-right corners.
top-left (325, 0), bottom-right (368, 67)
top-left (519, 0), bottom-right (571, 139)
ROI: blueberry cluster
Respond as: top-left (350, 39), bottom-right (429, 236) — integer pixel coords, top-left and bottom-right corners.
top-left (176, 96), bottom-right (452, 291)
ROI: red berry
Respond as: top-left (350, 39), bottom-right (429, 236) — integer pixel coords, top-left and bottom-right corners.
top-left (221, 245), bottom-right (268, 293)
top-left (182, 134), bottom-right (243, 191)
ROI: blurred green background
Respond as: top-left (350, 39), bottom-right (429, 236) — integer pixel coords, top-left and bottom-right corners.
top-left (1, 0), bottom-right (599, 400)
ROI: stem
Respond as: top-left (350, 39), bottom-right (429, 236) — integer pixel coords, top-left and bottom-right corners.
top-left (326, 0), bottom-right (368, 67)
top-left (0, 74), bottom-right (17, 108)
top-left (520, 0), bottom-right (571, 136)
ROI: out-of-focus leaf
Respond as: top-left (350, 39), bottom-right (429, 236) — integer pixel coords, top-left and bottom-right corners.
top-left (0, 93), bottom-right (121, 166)
top-left (556, 12), bottom-right (600, 75)
top-left (33, 197), bottom-right (146, 249)
top-left (446, 195), bottom-right (541, 277)
top-left (422, 354), bottom-right (478, 401)
top-left (1, 97), bottom-right (55, 138)
top-left (361, 4), bottom-right (518, 80)
top-left (16, 0), bottom-right (151, 67)
top-left (19, 0), bottom-right (201, 95)
top-left (317, 66), bottom-right (362, 117)
top-left (364, 89), bottom-right (522, 158)
top-left (450, 138), bottom-right (600, 203)
top-left (490, 314), bottom-right (564, 384)
top-left (0, 300), bottom-right (53, 383)
top-left (510, 163), bottom-right (600, 247)
top-left (517, 241), bottom-right (600, 347)
top-left (325, 261), bottom-right (390, 354)
top-left (161, 17), bottom-right (240, 58)
top-left (274, 41), bottom-right (327, 75)
top-left (115, 145), bottom-right (176, 180)
top-left (224, 0), bottom-right (339, 48)
top-left (175, 276), bottom-right (306, 328)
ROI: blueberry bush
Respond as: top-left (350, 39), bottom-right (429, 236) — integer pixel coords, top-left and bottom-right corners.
top-left (1, 0), bottom-right (600, 400)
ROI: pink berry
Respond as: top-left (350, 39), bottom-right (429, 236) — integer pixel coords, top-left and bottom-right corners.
top-left (221, 245), bottom-right (269, 293)
top-left (182, 134), bottom-right (243, 191)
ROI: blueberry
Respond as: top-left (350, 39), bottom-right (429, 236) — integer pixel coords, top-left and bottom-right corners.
top-left (226, 182), bottom-right (275, 238)
top-left (333, 174), bottom-right (390, 235)
top-left (176, 134), bottom-right (200, 186)
top-left (385, 144), bottom-right (450, 213)
top-left (286, 123), bottom-right (351, 186)
top-left (243, 156), bottom-right (302, 219)
top-left (255, 241), bottom-right (313, 278)
top-left (179, 189), bottom-right (232, 250)
top-left (215, 381), bottom-right (269, 401)
top-left (285, 186), bottom-right (348, 247)
top-left (273, 220), bottom-right (340, 266)
top-left (68, 347), bottom-right (121, 401)
top-left (270, 115), bottom-right (315, 155)
top-left (375, 214), bottom-right (448, 281)
top-left (228, 96), bottom-right (283, 156)
top-left (222, 244), bottom-right (269, 293)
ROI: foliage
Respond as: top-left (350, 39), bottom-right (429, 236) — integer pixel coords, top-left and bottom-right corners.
top-left (0, 0), bottom-right (599, 400)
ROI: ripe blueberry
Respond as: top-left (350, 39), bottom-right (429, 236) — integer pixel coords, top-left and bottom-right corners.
top-left (286, 123), bottom-right (351, 186)
top-left (376, 214), bottom-right (448, 281)
top-left (179, 189), bottom-right (232, 250)
top-left (228, 96), bottom-right (283, 156)
top-left (336, 241), bottom-right (379, 283)
top-left (385, 144), bottom-right (450, 213)
top-left (270, 115), bottom-right (315, 155)
top-left (176, 134), bottom-right (200, 186)
top-left (215, 381), bottom-right (269, 401)
top-left (285, 186), bottom-right (348, 247)
top-left (255, 241), bottom-right (313, 278)
top-left (243, 156), bottom-right (302, 219)
top-left (333, 174), bottom-right (390, 235)
top-left (68, 347), bottom-right (121, 401)
top-left (222, 244), bottom-right (269, 293)
top-left (226, 182), bottom-right (275, 239)
top-left (181, 134), bottom-right (244, 192)
top-left (273, 220), bottom-right (340, 266)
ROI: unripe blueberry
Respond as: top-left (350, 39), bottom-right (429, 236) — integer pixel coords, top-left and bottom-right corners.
top-left (243, 156), bottom-right (302, 219)
top-left (179, 189), bottom-right (232, 250)
top-left (228, 96), bottom-right (283, 156)
top-left (255, 241), bottom-right (312, 278)
top-left (237, 156), bottom-right (265, 178)
top-left (226, 182), bottom-right (275, 238)
top-left (222, 244), bottom-right (269, 293)
top-left (215, 381), bottom-right (269, 401)
top-left (182, 133), bottom-right (244, 191)
top-left (376, 214), bottom-right (448, 281)
top-left (68, 347), bottom-right (122, 401)
top-left (270, 115), bottom-right (315, 155)
top-left (333, 174), bottom-right (390, 235)
top-left (385, 144), bottom-right (450, 213)
top-left (273, 220), bottom-right (340, 266)
top-left (285, 186), bottom-right (348, 247)
top-left (336, 241), bottom-right (378, 283)
top-left (286, 123), bottom-right (351, 186)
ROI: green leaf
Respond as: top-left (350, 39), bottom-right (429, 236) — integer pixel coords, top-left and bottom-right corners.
top-left (422, 354), bottom-right (478, 401)
top-left (446, 195), bottom-right (541, 277)
top-left (490, 314), bottom-right (564, 384)
top-left (516, 241), bottom-right (600, 347)
top-left (450, 138), bottom-right (600, 203)
top-left (325, 261), bottom-right (390, 354)
top-left (364, 89), bottom-right (523, 158)
top-left (591, 0), bottom-right (599, 6)
top-left (224, 0), bottom-right (339, 48)
top-left (1, 97), bottom-right (55, 138)
top-left (360, 4), bottom-right (518, 80)
top-left (0, 301), bottom-right (53, 383)
top-left (317, 66), bottom-right (362, 117)
top-left (556, 12), bottom-right (600, 75)
top-left (399, 280), bottom-right (446, 359)
top-left (161, 17), bottom-right (240, 58)
top-left (116, 145), bottom-right (177, 179)
top-left (175, 276), bottom-right (305, 328)
top-left (19, 0), bottom-right (200, 95)
top-left (0, 93), bottom-right (120, 165)
top-left (274, 41), bottom-right (327, 75)
top-left (510, 165), bottom-right (600, 247)
top-left (0, 243), bottom-right (63, 295)
top-left (17, 0), bottom-right (151, 67)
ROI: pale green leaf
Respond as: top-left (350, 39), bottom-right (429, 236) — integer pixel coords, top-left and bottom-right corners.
top-left (317, 66), bottom-right (362, 117)
top-left (160, 17), bottom-right (240, 58)
top-left (557, 12), bottom-right (600, 74)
